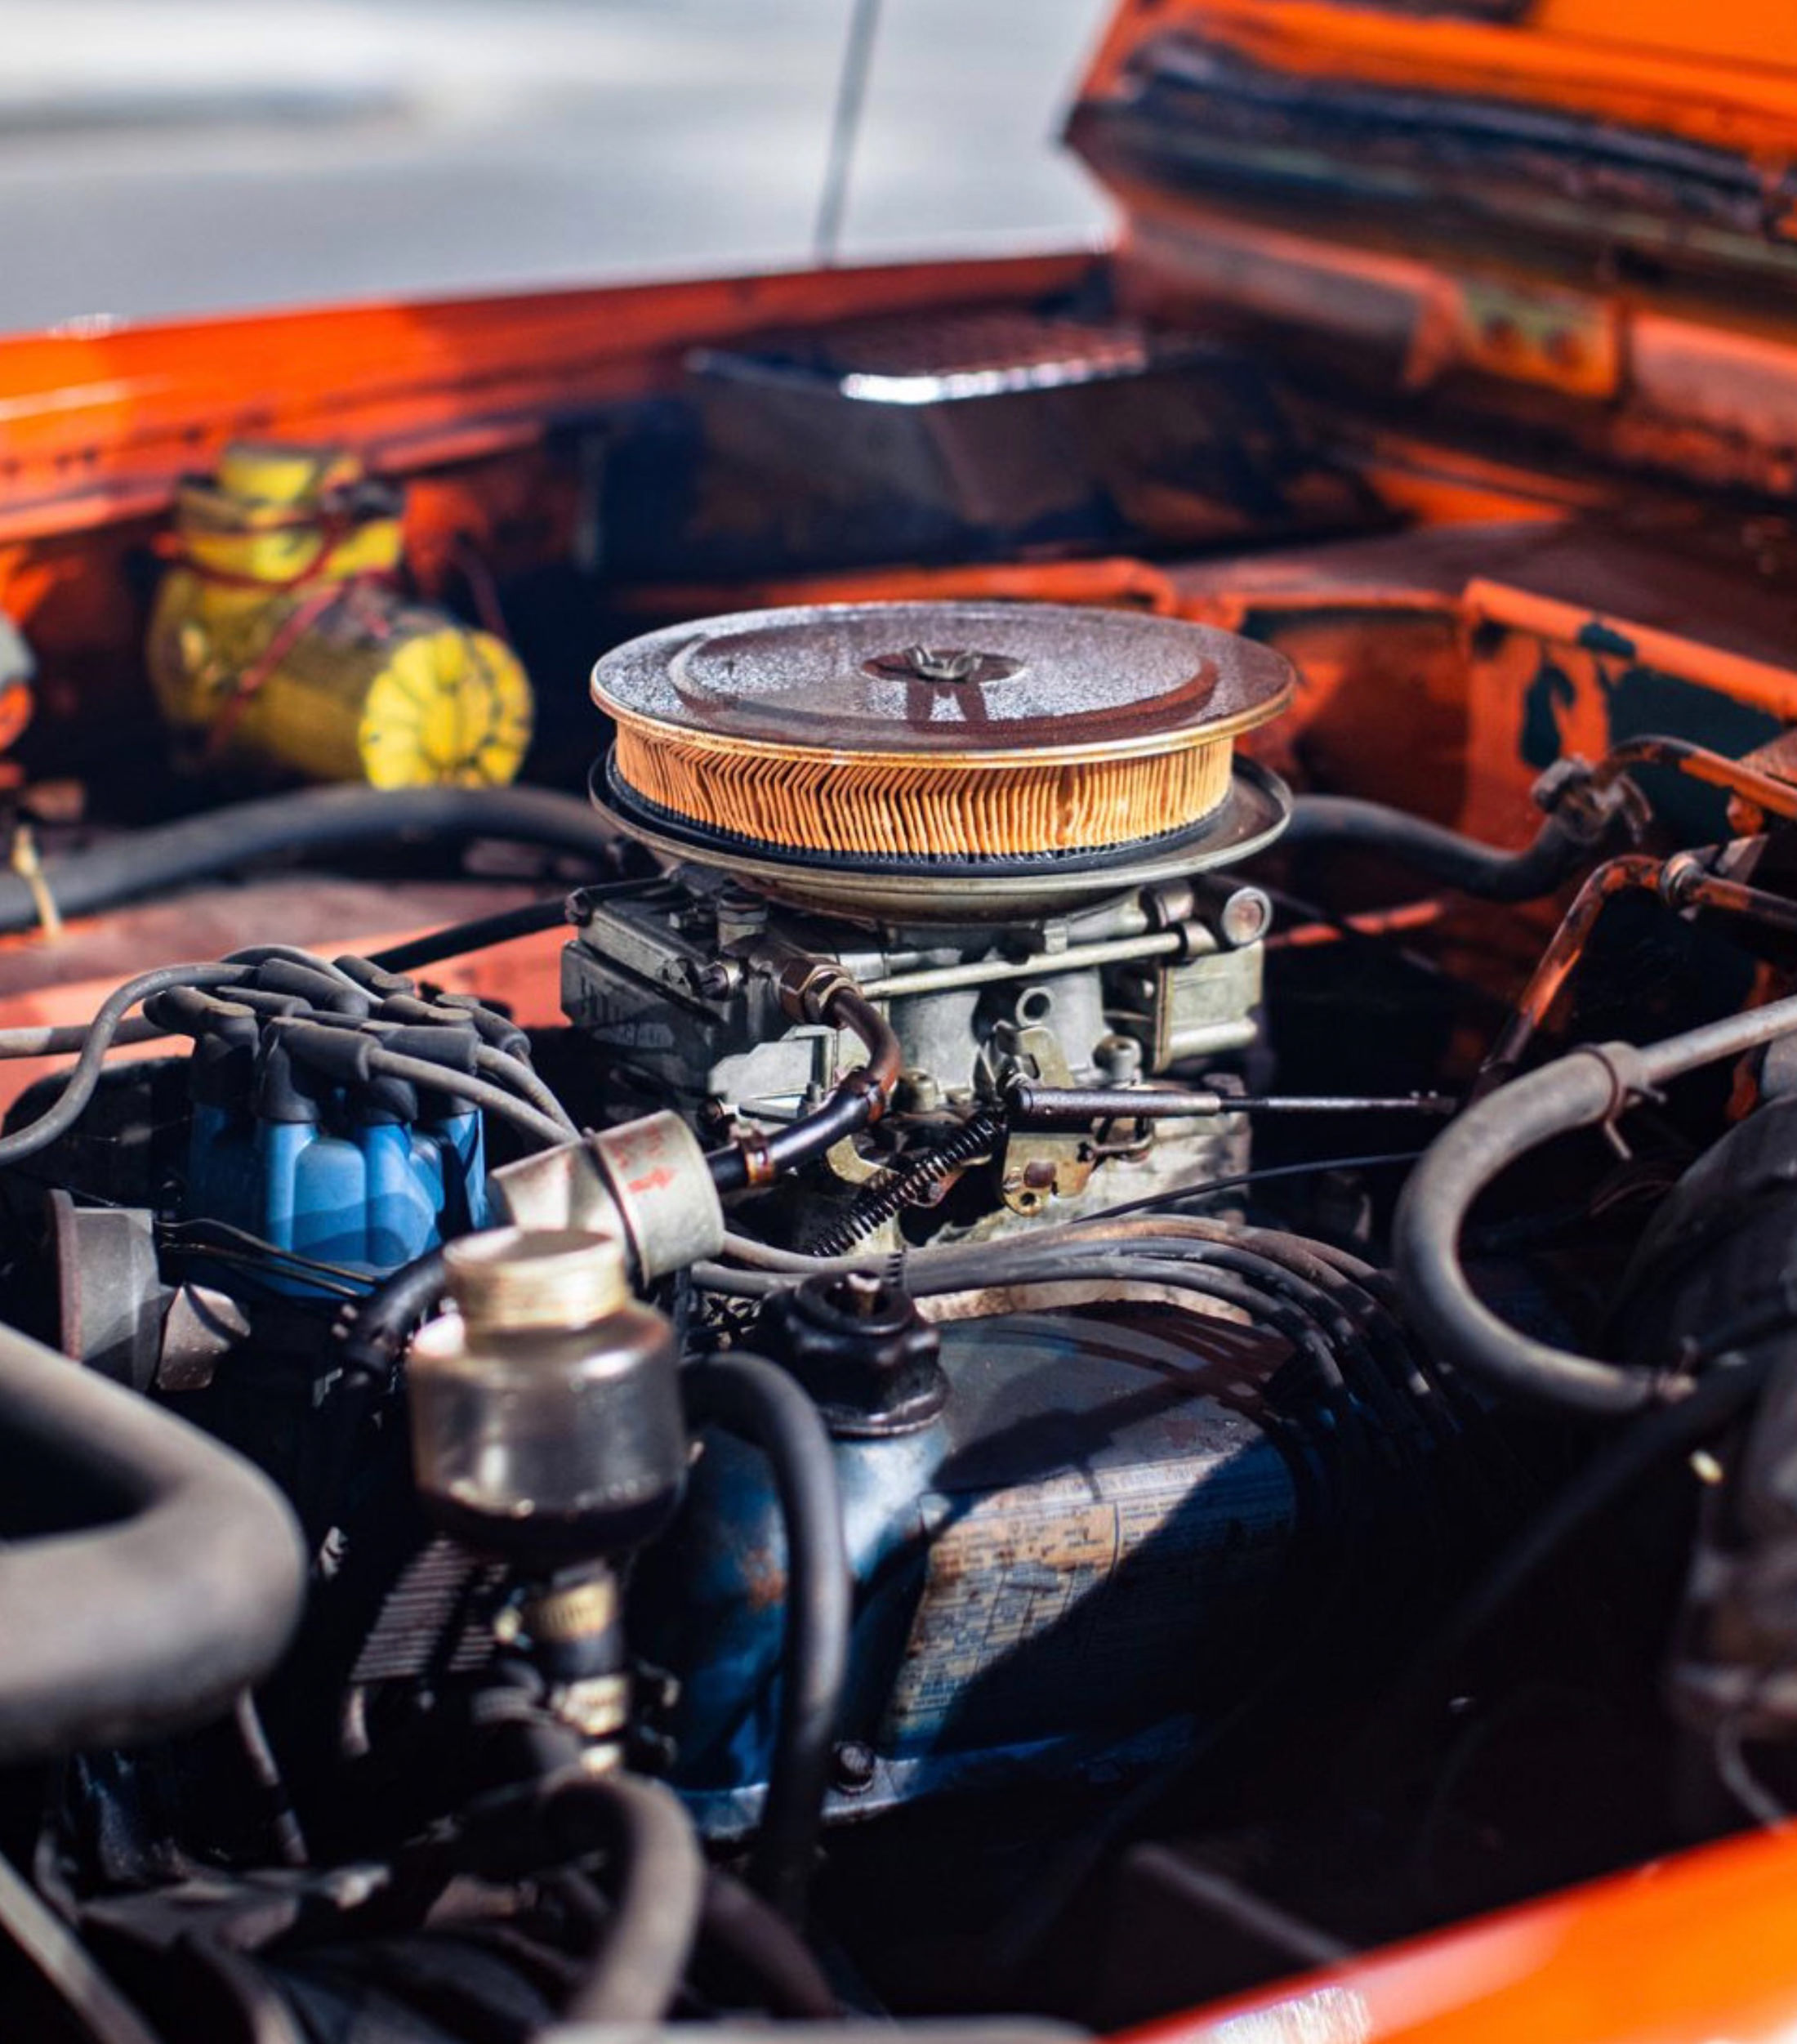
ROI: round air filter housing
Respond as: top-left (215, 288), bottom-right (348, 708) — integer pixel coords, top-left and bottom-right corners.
top-left (592, 600), bottom-right (1293, 915)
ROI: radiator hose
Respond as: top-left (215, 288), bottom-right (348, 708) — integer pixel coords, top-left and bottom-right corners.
top-left (1394, 992), bottom-right (1797, 1414)
top-left (0, 1319), bottom-right (307, 1760)
top-left (1283, 797), bottom-right (1596, 902)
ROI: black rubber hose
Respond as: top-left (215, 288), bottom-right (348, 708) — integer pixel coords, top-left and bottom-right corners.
top-left (1395, 994), bottom-right (1797, 1415)
top-left (700, 1247), bottom-right (1380, 1497)
top-left (920, 1219), bottom-right (1474, 1479)
top-left (710, 1079), bottom-right (876, 1198)
top-left (554, 1770), bottom-right (707, 2025)
top-left (1102, 1220), bottom-right (1465, 1449)
top-left (0, 1850), bottom-right (165, 2044)
top-left (710, 975), bottom-right (903, 1197)
top-left (221, 945), bottom-right (368, 994)
top-left (369, 895), bottom-right (571, 975)
top-left (697, 1868), bottom-right (841, 2018)
top-left (367, 876), bottom-right (659, 976)
top-left (1282, 797), bottom-right (1594, 901)
top-left (682, 1353), bottom-right (850, 1924)
top-left (271, 1022), bottom-right (571, 1150)
top-left (472, 1044), bottom-right (577, 1135)
top-left (1396, 1054), bottom-right (1682, 1416)
top-left (0, 784), bottom-right (622, 937)
top-left (310, 1248), bottom-right (449, 1551)
top-left (0, 961), bottom-right (245, 1167)
top-left (925, 1250), bottom-right (1385, 1474)
top-left (952, 1247), bottom-right (1370, 1419)
top-left (0, 1319), bottom-right (307, 1761)
top-left (351, 1247), bottom-right (449, 1354)
top-left (1066, 1229), bottom-right (1437, 1455)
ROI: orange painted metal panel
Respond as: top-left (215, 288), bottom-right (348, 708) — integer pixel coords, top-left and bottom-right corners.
top-left (1108, 185), bottom-right (1797, 493)
top-left (1124, 1822), bottom-right (1797, 2044)
top-left (0, 248), bottom-right (1095, 543)
top-left (0, 247), bottom-right (1098, 773)
top-left (1534, 0), bottom-right (1797, 70)
top-left (1080, 0), bottom-right (1797, 158)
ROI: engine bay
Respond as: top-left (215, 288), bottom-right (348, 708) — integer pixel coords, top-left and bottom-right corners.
top-left (5, 246), bottom-right (1797, 2043)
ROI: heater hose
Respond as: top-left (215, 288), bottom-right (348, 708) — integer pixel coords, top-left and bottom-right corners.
top-left (0, 784), bottom-right (620, 937)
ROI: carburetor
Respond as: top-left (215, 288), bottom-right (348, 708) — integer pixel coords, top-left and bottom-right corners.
top-left (563, 864), bottom-right (1273, 1238)
top-left (564, 599), bottom-right (1294, 1246)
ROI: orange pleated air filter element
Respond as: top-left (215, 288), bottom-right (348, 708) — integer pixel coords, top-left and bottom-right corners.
top-left (592, 601), bottom-right (1293, 872)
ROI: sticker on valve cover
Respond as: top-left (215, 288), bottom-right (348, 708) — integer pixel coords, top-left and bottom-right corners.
top-left (879, 1454), bottom-right (1292, 1751)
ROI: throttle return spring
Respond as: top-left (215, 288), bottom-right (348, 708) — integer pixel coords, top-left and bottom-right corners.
top-left (805, 1108), bottom-right (1005, 1256)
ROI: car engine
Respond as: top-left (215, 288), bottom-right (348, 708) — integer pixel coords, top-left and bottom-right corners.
top-left (7, 329), bottom-right (1797, 2038)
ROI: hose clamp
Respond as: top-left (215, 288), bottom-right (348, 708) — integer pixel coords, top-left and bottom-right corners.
top-left (737, 1130), bottom-right (777, 1190)
top-left (778, 958), bottom-right (856, 1025)
top-left (1534, 756), bottom-right (1652, 846)
top-left (1569, 1041), bottom-right (1659, 1158)
top-left (836, 1063), bottom-right (890, 1124)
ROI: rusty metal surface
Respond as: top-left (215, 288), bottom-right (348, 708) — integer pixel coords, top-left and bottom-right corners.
top-left (0, 249), bottom-right (1096, 540)
top-left (0, 876), bottom-right (546, 997)
top-left (1077, 2), bottom-right (1797, 181)
top-left (594, 600), bottom-right (1294, 758)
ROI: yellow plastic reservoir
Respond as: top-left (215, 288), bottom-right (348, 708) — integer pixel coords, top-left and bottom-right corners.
top-left (148, 443), bottom-right (533, 788)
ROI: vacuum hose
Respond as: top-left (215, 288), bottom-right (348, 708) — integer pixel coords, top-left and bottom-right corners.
top-left (682, 1353), bottom-right (851, 1924)
top-left (709, 959), bottom-right (903, 1197)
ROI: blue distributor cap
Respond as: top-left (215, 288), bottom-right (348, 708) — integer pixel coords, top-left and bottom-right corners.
top-left (148, 956), bottom-right (513, 1297)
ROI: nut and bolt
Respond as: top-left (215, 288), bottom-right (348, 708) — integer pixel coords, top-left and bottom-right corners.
top-left (1660, 850), bottom-right (1711, 908)
top-left (716, 890), bottom-right (769, 946)
top-left (902, 646), bottom-right (983, 683)
top-left (1094, 1033), bottom-right (1144, 1083)
top-left (832, 1740), bottom-right (878, 1794)
top-left (830, 1270), bottom-right (890, 1319)
top-left (693, 960), bottom-right (742, 1000)
top-left (1218, 886), bottom-right (1273, 948)
top-left (894, 1068), bottom-right (940, 1113)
